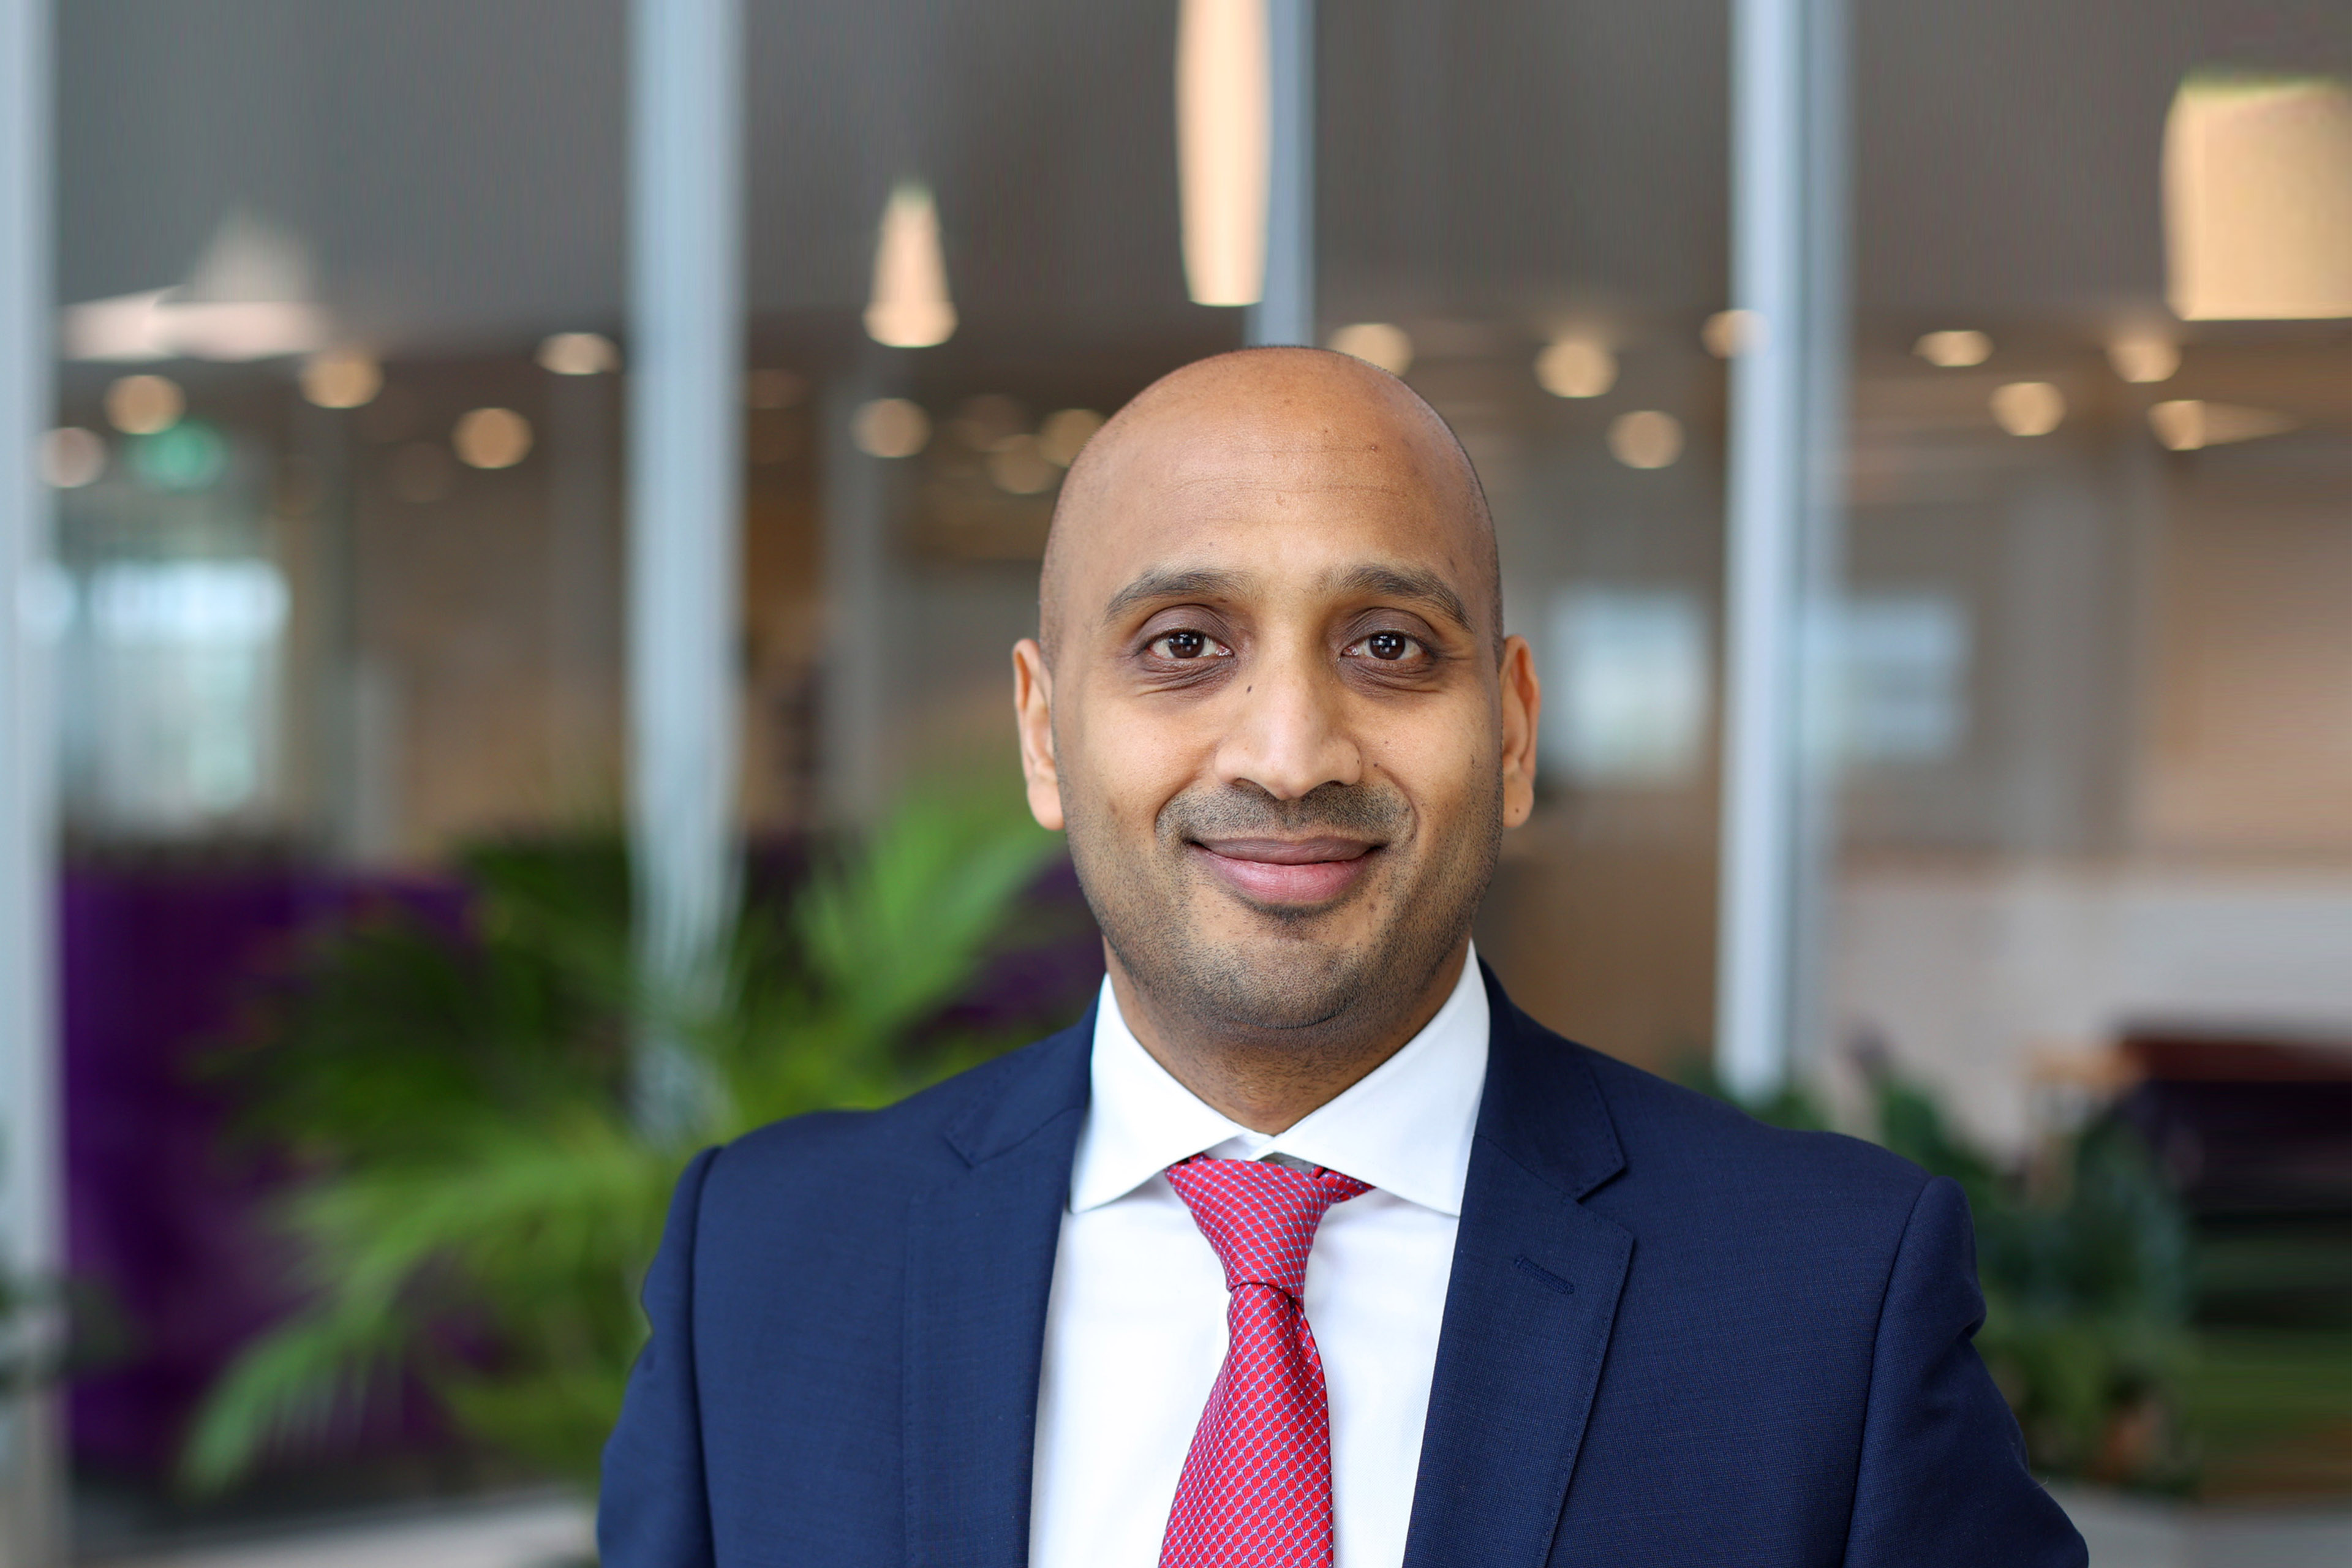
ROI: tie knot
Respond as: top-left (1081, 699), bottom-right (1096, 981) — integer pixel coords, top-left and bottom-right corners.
top-left (1164, 1155), bottom-right (1371, 1297)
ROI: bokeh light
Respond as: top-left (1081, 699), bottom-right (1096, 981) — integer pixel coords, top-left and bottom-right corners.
top-left (1038, 409), bottom-right (1106, 468)
top-left (2106, 334), bottom-right (2181, 384)
top-left (453, 407), bottom-right (533, 469)
top-left (1536, 339), bottom-right (1618, 399)
top-left (1915, 330), bottom-right (1993, 368)
top-left (853, 398), bottom-right (931, 459)
top-left (1702, 309), bottom-right (1761, 358)
top-left (1607, 410), bottom-right (1684, 469)
top-left (2148, 398), bottom-right (2297, 451)
top-left (1990, 380), bottom-right (2065, 437)
top-left (300, 348), bottom-right (383, 409)
top-left (537, 333), bottom-right (620, 376)
top-left (127, 422), bottom-right (230, 492)
top-left (988, 435), bottom-right (1059, 495)
top-left (41, 427), bottom-right (106, 489)
top-left (1327, 322), bottom-right (1414, 375)
top-left (104, 373), bottom-right (184, 435)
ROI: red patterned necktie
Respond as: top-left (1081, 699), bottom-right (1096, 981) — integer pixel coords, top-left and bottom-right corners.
top-left (1159, 1154), bottom-right (1373, 1568)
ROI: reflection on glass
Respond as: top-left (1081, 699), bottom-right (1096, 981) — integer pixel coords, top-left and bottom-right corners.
top-left (1831, 593), bottom-right (1969, 766)
top-left (64, 559), bottom-right (289, 831)
top-left (1541, 588), bottom-right (1709, 788)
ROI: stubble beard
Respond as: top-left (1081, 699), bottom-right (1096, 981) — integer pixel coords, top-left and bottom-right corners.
top-left (1065, 773), bottom-right (1503, 1059)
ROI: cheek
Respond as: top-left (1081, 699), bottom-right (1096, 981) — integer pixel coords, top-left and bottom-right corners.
top-left (1066, 695), bottom-right (1219, 831)
top-left (1364, 701), bottom-right (1493, 823)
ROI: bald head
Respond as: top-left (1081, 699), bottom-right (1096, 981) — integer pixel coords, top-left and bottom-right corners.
top-left (1039, 348), bottom-right (1501, 663)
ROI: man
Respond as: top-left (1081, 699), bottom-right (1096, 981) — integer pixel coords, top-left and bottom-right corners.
top-left (600, 349), bottom-right (2085, 1567)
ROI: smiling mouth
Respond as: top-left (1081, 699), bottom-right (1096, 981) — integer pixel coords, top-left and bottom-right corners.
top-left (1188, 835), bottom-right (1382, 907)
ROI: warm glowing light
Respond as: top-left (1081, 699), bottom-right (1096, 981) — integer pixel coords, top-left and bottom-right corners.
top-left (163, 301), bottom-right (328, 361)
top-left (1915, 330), bottom-right (1992, 368)
top-left (2166, 71), bottom-right (2352, 319)
top-left (1327, 323), bottom-right (1414, 375)
top-left (746, 368), bottom-right (805, 409)
top-left (63, 289), bottom-right (328, 363)
top-left (42, 428), bottom-right (105, 489)
top-left (2106, 335), bottom-right (2180, 384)
top-left (65, 214), bottom-right (328, 363)
top-left (1536, 339), bottom-right (1618, 399)
top-left (62, 290), bottom-right (176, 361)
top-left (854, 398), bottom-right (931, 459)
top-left (105, 374), bottom-right (184, 435)
top-left (1702, 309), bottom-right (1762, 358)
top-left (1608, 410), bottom-right (1683, 469)
top-left (1039, 409), bottom-right (1106, 467)
top-left (989, 435), bottom-right (1060, 496)
top-left (1178, 0), bottom-right (1270, 307)
top-left (453, 407), bottom-right (533, 469)
top-left (1989, 382), bottom-right (2065, 437)
top-left (865, 184), bottom-right (957, 349)
top-left (301, 348), bottom-right (382, 409)
top-left (2147, 399), bottom-right (2297, 451)
top-left (538, 332), bottom-right (619, 376)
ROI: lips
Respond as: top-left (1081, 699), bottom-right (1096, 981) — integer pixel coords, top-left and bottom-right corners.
top-left (1189, 835), bottom-right (1379, 906)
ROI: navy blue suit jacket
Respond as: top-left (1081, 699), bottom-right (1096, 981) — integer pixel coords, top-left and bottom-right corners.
top-left (600, 968), bottom-right (2086, 1566)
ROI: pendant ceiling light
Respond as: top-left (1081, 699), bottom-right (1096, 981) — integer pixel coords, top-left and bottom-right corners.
top-left (1177, 0), bottom-right (1270, 307)
top-left (2165, 70), bottom-right (2352, 320)
top-left (865, 183), bottom-right (957, 349)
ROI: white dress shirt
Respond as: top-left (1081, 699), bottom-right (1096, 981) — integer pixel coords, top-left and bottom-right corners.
top-left (1029, 948), bottom-right (1490, 1568)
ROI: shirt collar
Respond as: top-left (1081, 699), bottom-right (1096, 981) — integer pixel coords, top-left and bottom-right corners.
top-left (1069, 946), bottom-right (1489, 1218)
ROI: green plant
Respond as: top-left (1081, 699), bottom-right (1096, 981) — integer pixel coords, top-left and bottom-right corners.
top-left (183, 786), bottom-right (1060, 1492)
top-left (1869, 1077), bottom-right (2194, 1488)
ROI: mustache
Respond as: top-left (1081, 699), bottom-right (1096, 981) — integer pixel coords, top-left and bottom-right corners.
top-left (1159, 781), bottom-right (1409, 843)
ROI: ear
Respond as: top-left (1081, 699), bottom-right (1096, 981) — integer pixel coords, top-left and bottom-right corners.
top-left (1498, 635), bottom-right (1540, 829)
top-left (1012, 638), bottom-right (1065, 831)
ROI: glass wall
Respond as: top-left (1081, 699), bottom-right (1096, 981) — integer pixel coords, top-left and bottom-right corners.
top-left (1826, 1), bottom-right (2352, 1500)
top-left (17, 0), bottom-right (2348, 1551)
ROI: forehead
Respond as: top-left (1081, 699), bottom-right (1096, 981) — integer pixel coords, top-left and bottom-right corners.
top-left (1064, 401), bottom-right (1484, 622)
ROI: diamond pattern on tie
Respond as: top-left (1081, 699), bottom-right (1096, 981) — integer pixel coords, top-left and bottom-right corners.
top-left (1159, 1155), bottom-right (1372, 1568)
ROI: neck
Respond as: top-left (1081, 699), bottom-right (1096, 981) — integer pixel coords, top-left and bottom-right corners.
top-left (1106, 941), bottom-right (1471, 1134)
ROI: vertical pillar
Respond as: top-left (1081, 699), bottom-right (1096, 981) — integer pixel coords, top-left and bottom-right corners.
top-left (1246, 0), bottom-right (1314, 347)
top-left (1716, 0), bottom-right (1849, 1101)
top-left (0, 0), bottom-right (61, 1558)
top-left (628, 0), bottom-right (742, 1126)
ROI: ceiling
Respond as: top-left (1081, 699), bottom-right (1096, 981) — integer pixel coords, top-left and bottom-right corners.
top-left (53, 1), bottom-right (2352, 358)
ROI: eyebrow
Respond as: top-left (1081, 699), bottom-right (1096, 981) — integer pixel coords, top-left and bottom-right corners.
top-left (1098, 562), bottom-right (1476, 636)
top-left (1100, 567), bottom-right (1252, 627)
top-left (1330, 564), bottom-right (1474, 635)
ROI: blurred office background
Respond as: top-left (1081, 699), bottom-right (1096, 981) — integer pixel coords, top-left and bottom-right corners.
top-left (1, 1), bottom-right (2348, 1564)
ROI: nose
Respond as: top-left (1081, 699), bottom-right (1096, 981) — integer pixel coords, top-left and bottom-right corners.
top-left (1212, 640), bottom-right (1364, 802)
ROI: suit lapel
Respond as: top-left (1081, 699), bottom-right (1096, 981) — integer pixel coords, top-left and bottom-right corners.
top-left (1403, 969), bottom-right (1633, 1568)
top-left (903, 1014), bottom-right (1093, 1568)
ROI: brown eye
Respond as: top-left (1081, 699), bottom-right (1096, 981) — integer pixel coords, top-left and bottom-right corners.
top-left (1354, 630), bottom-right (1420, 662)
top-left (1149, 630), bottom-right (1227, 660)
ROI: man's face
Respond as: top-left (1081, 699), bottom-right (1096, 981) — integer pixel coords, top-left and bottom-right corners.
top-left (1014, 356), bottom-right (1540, 1044)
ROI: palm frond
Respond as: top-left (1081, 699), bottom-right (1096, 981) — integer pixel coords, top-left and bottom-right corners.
top-left (184, 783), bottom-right (1063, 1491)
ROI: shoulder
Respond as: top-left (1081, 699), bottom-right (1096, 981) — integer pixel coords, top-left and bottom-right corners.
top-left (693, 1016), bottom-right (1093, 1217)
top-left (1493, 1001), bottom-right (1932, 1257)
top-left (1584, 1044), bottom-right (1928, 1207)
